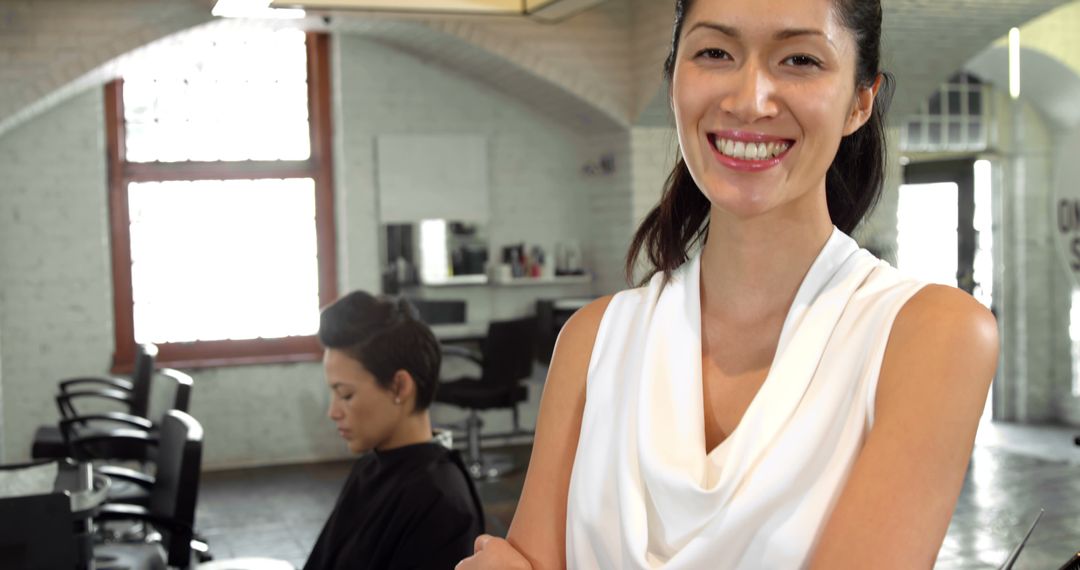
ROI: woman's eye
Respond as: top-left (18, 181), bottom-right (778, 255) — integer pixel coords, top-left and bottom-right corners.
top-left (784, 54), bottom-right (822, 68)
top-left (696, 48), bottom-right (731, 61)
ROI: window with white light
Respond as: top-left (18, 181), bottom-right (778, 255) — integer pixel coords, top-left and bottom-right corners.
top-left (128, 179), bottom-right (321, 344)
top-left (106, 29), bottom-right (337, 369)
top-left (900, 73), bottom-right (991, 153)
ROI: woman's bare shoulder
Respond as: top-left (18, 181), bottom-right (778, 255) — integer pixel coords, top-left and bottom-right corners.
top-left (875, 282), bottom-right (999, 417)
top-left (562, 295), bottom-right (616, 344)
top-left (547, 295), bottom-right (617, 374)
top-left (891, 284), bottom-right (998, 360)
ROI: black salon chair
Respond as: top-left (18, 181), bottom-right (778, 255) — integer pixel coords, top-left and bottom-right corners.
top-left (32, 343), bottom-right (159, 460)
top-left (51, 368), bottom-right (194, 513)
top-left (0, 492), bottom-right (80, 569)
top-left (50, 368), bottom-right (194, 467)
top-left (436, 316), bottom-right (537, 479)
top-left (81, 411), bottom-right (293, 569)
top-left (84, 410), bottom-right (205, 568)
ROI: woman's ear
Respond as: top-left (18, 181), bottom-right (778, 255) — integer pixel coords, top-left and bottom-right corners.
top-left (843, 74), bottom-right (881, 136)
top-left (392, 369), bottom-right (417, 404)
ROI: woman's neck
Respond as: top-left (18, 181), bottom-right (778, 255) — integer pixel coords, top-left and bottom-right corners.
top-left (377, 411), bottom-right (434, 452)
top-left (699, 202), bottom-right (834, 326)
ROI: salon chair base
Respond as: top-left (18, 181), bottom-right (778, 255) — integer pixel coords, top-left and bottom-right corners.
top-left (196, 557), bottom-right (296, 570)
top-left (94, 542), bottom-right (168, 570)
top-left (465, 452), bottom-right (518, 480)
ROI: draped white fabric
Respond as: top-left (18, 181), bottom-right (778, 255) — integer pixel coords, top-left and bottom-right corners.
top-left (566, 228), bottom-right (927, 569)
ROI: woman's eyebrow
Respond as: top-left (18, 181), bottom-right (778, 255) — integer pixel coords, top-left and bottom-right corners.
top-left (687, 21), bottom-right (740, 38)
top-left (687, 22), bottom-right (836, 48)
top-left (774, 28), bottom-right (835, 48)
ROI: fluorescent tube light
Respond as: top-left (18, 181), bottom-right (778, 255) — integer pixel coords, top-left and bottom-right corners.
top-left (214, 0), bottom-right (306, 19)
top-left (1009, 27), bottom-right (1021, 99)
top-left (264, 0), bottom-right (608, 21)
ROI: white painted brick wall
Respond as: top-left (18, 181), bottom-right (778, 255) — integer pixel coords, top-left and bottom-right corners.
top-left (583, 131), bottom-right (634, 294)
top-left (988, 92), bottom-right (1069, 423)
top-left (1054, 122), bottom-right (1080, 426)
top-left (630, 0), bottom-right (674, 120)
top-left (0, 88), bottom-right (115, 464)
top-left (630, 127), bottom-right (677, 224)
top-left (0, 0), bottom-right (212, 136)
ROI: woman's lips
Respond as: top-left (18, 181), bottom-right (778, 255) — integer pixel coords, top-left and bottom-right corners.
top-left (708, 133), bottom-right (794, 172)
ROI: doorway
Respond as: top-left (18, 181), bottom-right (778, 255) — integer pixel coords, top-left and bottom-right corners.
top-left (900, 159), bottom-right (979, 294)
top-left (900, 158), bottom-right (995, 420)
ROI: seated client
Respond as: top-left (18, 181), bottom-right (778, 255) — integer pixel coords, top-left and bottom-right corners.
top-left (304, 291), bottom-right (485, 570)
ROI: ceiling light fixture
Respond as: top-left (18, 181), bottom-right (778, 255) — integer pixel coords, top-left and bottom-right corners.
top-left (1009, 27), bottom-right (1021, 99)
top-left (214, 0), bottom-right (608, 23)
top-left (212, 0), bottom-right (306, 19)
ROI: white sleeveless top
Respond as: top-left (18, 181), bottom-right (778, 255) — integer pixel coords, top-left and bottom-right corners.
top-left (565, 228), bottom-right (927, 569)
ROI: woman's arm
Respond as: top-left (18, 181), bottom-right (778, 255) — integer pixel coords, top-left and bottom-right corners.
top-left (506, 295), bottom-right (612, 568)
top-left (457, 296), bottom-right (612, 570)
top-left (808, 285), bottom-right (999, 569)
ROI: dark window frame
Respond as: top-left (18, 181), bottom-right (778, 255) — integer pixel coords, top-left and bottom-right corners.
top-left (105, 32), bottom-right (338, 372)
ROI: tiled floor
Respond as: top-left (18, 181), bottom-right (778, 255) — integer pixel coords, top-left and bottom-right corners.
top-left (195, 425), bottom-right (1080, 569)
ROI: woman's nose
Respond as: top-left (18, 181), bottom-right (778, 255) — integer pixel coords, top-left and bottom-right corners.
top-left (328, 400), bottom-right (342, 420)
top-left (721, 62), bottom-right (779, 123)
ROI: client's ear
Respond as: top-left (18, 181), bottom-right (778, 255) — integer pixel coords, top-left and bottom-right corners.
top-left (392, 369), bottom-right (417, 403)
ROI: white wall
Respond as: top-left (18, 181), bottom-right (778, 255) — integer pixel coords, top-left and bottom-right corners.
top-left (1051, 124), bottom-right (1080, 424)
top-left (991, 92), bottom-right (1070, 423)
top-left (0, 88), bottom-right (116, 465)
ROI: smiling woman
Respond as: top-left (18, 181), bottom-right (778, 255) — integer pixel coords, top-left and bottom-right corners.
top-left (456, 0), bottom-right (997, 569)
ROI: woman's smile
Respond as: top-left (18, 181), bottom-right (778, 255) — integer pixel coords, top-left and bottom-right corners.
top-left (708, 130), bottom-right (795, 172)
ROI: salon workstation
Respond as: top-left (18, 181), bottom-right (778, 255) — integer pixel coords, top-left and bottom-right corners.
top-left (3, 0), bottom-right (1080, 568)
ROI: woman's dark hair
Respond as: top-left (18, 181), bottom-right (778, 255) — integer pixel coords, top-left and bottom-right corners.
top-left (626, 0), bottom-right (894, 285)
top-left (318, 290), bottom-right (441, 412)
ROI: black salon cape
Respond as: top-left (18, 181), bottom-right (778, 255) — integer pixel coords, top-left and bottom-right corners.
top-left (303, 442), bottom-right (485, 570)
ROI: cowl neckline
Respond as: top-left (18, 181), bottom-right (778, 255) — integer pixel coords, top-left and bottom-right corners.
top-left (692, 228), bottom-right (864, 460)
top-left (634, 226), bottom-right (877, 552)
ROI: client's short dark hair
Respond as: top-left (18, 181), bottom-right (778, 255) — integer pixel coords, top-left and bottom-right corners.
top-left (318, 291), bottom-right (441, 412)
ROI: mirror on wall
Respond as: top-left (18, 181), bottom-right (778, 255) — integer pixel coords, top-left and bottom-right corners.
top-left (382, 220), bottom-right (489, 293)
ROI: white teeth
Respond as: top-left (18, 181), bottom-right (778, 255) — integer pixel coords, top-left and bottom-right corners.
top-left (713, 137), bottom-right (790, 160)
